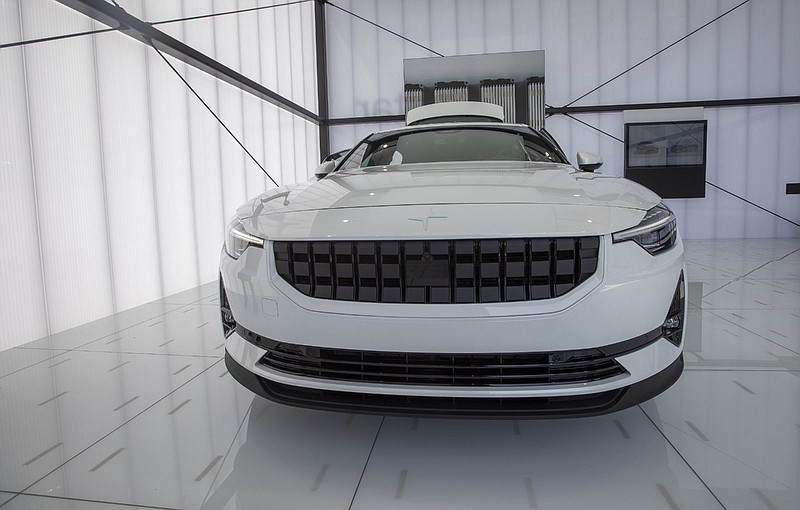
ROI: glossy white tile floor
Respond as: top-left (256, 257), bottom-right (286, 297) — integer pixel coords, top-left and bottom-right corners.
top-left (1, 239), bottom-right (798, 510)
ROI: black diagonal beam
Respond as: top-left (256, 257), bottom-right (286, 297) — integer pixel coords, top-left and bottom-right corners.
top-left (55, 0), bottom-right (320, 125)
top-left (314, 0), bottom-right (330, 159)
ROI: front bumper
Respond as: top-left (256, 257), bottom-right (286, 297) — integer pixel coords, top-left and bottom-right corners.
top-left (225, 350), bottom-right (684, 418)
top-left (220, 234), bottom-right (685, 417)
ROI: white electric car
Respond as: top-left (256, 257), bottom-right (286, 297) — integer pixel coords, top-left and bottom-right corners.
top-left (220, 114), bottom-right (685, 418)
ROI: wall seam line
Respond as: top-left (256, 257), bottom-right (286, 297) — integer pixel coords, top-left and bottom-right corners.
top-left (90, 24), bottom-right (118, 316)
top-left (142, 1), bottom-right (166, 298)
top-left (17, 0), bottom-right (52, 344)
top-left (255, 0), bottom-right (269, 192)
top-left (179, 0), bottom-right (203, 287)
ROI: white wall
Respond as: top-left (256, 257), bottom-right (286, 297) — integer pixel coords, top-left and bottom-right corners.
top-left (0, 0), bottom-right (320, 351)
top-left (325, 0), bottom-right (800, 239)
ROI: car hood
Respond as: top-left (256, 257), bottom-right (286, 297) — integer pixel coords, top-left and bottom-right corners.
top-left (238, 161), bottom-right (661, 239)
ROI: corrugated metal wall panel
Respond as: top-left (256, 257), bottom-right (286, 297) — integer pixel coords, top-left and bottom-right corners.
top-left (0, 0), bottom-right (320, 351)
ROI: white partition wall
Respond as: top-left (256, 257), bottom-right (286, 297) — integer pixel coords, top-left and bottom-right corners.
top-left (2, 0), bottom-right (799, 351)
top-left (0, 0), bottom-right (320, 351)
top-left (325, 0), bottom-right (800, 239)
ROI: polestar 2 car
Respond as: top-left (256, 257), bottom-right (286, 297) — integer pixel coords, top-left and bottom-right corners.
top-left (219, 113), bottom-right (685, 418)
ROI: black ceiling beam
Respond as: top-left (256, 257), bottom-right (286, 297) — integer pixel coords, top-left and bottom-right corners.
top-left (327, 114), bottom-right (406, 126)
top-left (54, 0), bottom-right (320, 125)
top-left (326, 96), bottom-right (800, 126)
top-left (314, 0), bottom-right (330, 158)
top-left (545, 96), bottom-right (799, 115)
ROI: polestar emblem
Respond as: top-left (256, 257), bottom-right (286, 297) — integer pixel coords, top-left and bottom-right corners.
top-left (408, 210), bottom-right (447, 231)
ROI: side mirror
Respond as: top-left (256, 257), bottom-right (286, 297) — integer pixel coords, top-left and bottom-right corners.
top-left (576, 151), bottom-right (603, 172)
top-left (314, 160), bottom-right (336, 179)
top-left (323, 148), bottom-right (351, 165)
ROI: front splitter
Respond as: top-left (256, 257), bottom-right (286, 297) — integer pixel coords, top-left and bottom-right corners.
top-left (225, 351), bottom-right (683, 419)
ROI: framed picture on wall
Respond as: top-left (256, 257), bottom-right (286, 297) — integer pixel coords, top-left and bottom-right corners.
top-left (624, 120), bottom-right (708, 199)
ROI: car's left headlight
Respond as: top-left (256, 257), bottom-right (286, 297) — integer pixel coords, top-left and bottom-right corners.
top-left (612, 203), bottom-right (677, 255)
top-left (225, 219), bottom-right (264, 259)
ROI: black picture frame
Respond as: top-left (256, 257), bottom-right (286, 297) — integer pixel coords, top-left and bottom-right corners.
top-left (624, 120), bottom-right (708, 199)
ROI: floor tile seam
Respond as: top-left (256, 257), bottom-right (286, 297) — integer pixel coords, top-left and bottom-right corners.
top-left (347, 415), bottom-right (386, 510)
top-left (0, 344), bottom-right (221, 380)
top-left (749, 278), bottom-right (800, 295)
top-left (700, 279), bottom-right (747, 299)
top-left (700, 285), bottom-right (800, 302)
top-left (684, 368), bottom-right (797, 373)
top-left (6, 359), bottom-right (223, 502)
top-left (199, 400), bottom-right (255, 507)
top-left (685, 258), bottom-right (754, 273)
top-left (0, 350), bottom-right (73, 380)
top-left (7, 289), bottom-right (215, 362)
top-left (776, 247), bottom-right (800, 261)
top-left (31, 288), bottom-right (216, 356)
top-left (655, 415), bottom-right (794, 490)
top-left (64, 348), bottom-right (223, 360)
top-left (636, 406), bottom-right (728, 509)
top-left (25, 303), bottom-right (199, 357)
top-left (688, 266), bottom-right (763, 278)
top-left (705, 310), bottom-right (800, 356)
top-left (738, 250), bottom-right (800, 280)
top-left (690, 256), bottom-right (795, 261)
top-left (697, 306), bottom-right (800, 311)
top-left (0, 491), bottom-right (181, 510)
top-left (12, 347), bottom-right (67, 351)
top-left (152, 288), bottom-right (218, 307)
top-left (154, 300), bottom-right (215, 306)
top-left (699, 251), bottom-right (798, 299)
top-left (698, 307), bottom-right (800, 311)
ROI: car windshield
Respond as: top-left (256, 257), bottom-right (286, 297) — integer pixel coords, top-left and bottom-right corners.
top-left (338, 127), bottom-right (566, 170)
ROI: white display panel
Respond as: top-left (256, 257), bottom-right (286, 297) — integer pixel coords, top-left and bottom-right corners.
top-left (0, 1), bottom-right (320, 351)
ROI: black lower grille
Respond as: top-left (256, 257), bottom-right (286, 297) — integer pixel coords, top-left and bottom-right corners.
top-left (226, 351), bottom-right (685, 417)
top-left (240, 327), bottom-right (634, 388)
top-left (260, 379), bottom-right (626, 417)
top-left (220, 277), bottom-right (236, 338)
top-left (664, 271), bottom-right (685, 347)
top-left (273, 237), bottom-right (600, 304)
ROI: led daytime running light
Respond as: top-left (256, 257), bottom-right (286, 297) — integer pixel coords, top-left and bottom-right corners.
top-left (612, 204), bottom-right (677, 255)
top-left (225, 219), bottom-right (264, 259)
top-left (230, 225), bottom-right (264, 246)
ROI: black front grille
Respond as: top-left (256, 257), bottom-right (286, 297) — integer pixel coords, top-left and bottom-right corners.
top-left (273, 237), bottom-right (599, 304)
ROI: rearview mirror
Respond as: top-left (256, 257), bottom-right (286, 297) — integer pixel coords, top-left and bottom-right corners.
top-left (315, 160), bottom-right (336, 179)
top-left (576, 151), bottom-right (603, 172)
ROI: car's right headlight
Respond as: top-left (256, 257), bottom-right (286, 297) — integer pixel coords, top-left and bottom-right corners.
top-left (612, 203), bottom-right (677, 255)
top-left (225, 219), bottom-right (264, 259)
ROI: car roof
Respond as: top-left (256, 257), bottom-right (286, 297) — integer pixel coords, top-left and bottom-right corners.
top-left (365, 122), bottom-right (539, 141)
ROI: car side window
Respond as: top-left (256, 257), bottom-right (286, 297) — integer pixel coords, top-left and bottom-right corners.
top-left (362, 140), bottom-right (400, 167)
top-left (522, 139), bottom-right (560, 163)
top-left (338, 143), bottom-right (368, 171)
